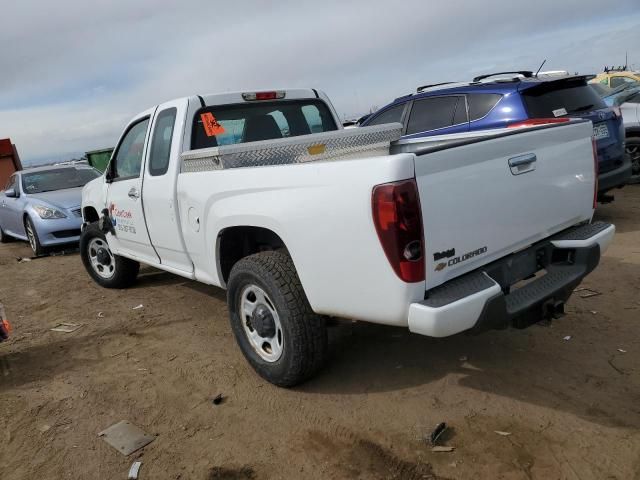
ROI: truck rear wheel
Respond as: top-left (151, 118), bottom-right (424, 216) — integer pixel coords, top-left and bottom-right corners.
top-left (80, 223), bottom-right (140, 288)
top-left (227, 251), bottom-right (328, 387)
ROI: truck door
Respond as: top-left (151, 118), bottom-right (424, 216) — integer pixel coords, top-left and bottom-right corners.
top-left (105, 109), bottom-right (159, 265)
top-left (140, 99), bottom-right (194, 274)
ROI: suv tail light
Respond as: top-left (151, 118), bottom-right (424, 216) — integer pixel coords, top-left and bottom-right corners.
top-left (592, 137), bottom-right (599, 209)
top-left (508, 118), bottom-right (570, 128)
top-left (372, 179), bottom-right (425, 283)
top-left (612, 106), bottom-right (622, 118)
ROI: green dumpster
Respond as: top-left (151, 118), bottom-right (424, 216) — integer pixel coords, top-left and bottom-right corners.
top-left (86, 148), bottom-right (114, 173)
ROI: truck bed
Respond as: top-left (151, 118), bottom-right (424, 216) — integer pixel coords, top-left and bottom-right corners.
top-left (176, 119), bottom-right (597, 327)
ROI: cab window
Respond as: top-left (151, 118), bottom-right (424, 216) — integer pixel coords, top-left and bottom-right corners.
top-left (191, 99), bottom-right (337, 149)
top-left (112, 118), bottom-right (150, 180)
top-left (149, 108), bottom-right (177, 176)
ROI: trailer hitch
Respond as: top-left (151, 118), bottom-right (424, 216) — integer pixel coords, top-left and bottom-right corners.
top-left (542, 299), bottom-right (565, 320)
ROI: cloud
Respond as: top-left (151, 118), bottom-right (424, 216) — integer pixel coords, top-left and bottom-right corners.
top-left (1, 0), bottom-right (639, 164)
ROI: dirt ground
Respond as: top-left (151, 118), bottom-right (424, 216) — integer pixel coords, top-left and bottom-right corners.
top-left (0, 187), bottom-right (639, 480)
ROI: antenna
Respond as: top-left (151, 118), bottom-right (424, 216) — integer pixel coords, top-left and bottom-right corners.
top-left (534, 59), bottom-right (547, 77)
top-left (625, 51), bottom-right (628, 71)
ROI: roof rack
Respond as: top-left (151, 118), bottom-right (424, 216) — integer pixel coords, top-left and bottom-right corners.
top-left (472, 71), bottom-right (533, 82)
top-left (416, 82), bottom-right (456, 93)
top-left (604, 65), bottom-right (629, 73)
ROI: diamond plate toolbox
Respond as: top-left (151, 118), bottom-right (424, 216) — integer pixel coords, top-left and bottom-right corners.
top-left (180, 123), bottom-right (403, 172)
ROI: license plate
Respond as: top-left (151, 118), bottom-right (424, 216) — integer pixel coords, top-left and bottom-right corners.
top-left (593, 123), bottom-right (609, 140)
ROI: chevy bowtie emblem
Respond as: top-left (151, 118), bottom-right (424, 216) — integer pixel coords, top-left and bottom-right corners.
top-left (435, 262), bottom-right (447, 272)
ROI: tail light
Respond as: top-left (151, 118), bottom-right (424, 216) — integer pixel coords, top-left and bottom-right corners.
top-left (508, 118), bottom-right (570, 128)
top-left (372, 179), bottom-right (425, 283)
top-left (612, 106), bottom-right (622, 118)
top-left (592, 137), bottom-right (599, 209)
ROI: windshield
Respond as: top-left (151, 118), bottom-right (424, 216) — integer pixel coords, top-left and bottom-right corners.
top-left (191, 99), bottom-right (338, 150)
top-left (22, 167), bottom-right (101, 194)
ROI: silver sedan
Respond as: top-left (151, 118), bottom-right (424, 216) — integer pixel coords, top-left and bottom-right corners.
top-left (0, 165), bottom-right (101, 255)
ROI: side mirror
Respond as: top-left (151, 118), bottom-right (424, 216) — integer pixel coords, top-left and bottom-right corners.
top-left (4, 188), bottom-right (17, 198)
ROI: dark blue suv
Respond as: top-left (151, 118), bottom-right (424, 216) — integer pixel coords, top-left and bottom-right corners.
top-left (361, 71), bottom-right (631, 200)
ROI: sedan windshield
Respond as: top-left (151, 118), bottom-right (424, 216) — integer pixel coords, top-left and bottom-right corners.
top-left (22, 167), bottom-right (101, 194)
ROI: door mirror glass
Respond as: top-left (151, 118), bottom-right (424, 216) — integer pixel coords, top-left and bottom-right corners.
top-left (4, 188), bottom-right (16, 198)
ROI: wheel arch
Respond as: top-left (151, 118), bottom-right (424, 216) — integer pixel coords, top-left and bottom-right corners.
top-left (83, 206), bottom-right (100, 223)
top-left (217, 225), bottom-right (288, 285)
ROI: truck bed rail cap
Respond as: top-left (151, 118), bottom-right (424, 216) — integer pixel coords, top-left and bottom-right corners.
top-left (180, 123), bottom-right (402, 172)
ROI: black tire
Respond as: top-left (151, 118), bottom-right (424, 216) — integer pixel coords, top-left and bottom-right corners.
top-left (80, 222), bottom-right (140, 288)
top-left (626, 137), bottom-right (640, 184)
top-left (24, 216), bottom-right (45, 256)
top-left (227, 251), bottom-right (328, 387)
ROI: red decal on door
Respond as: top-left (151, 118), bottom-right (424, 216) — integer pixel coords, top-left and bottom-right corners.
top-left (200, 112), bottom-right (225, 136)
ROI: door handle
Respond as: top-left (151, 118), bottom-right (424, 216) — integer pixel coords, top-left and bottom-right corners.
top-left (128, 187), bottom-right (140, 199)
top-left (508, 153), bottom-right (537, 167)
top-left (508, 153), bottom-right (537, 175)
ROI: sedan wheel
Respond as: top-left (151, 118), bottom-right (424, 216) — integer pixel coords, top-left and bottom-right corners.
top-left (24, 217), bottom-right (44, 256)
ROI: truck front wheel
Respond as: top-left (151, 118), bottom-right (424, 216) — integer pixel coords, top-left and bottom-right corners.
top-left (80, 223), bottom-right (140, 288)
top-left (227, 251), bottom-right (328, 387)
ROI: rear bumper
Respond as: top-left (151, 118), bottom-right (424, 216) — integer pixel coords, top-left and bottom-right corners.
top-left (598, 153), bottom-right (632, 193)
top-left (408, 222), bottom-right (615, 337)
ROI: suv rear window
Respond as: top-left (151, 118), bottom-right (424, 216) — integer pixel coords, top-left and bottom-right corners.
top-left (523, 81), bottom-right (607, 118)
top-left (191, 99), bottom-right (337, 150)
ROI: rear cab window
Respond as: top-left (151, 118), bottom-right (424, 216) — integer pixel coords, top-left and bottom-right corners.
top-left (149, 108), bottom-right (177, 176)
top-left (522, 79), bottom-right (607, 118)
top-left (191, 99), bottom-right (338, 150)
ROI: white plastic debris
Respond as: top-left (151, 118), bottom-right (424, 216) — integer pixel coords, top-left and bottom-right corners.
top-left (563, 336), bottom-right (572, 341)
top-left (494, 431), bottom-right (512, 436)
top-left (618, 349), bottom-right (627, 353)
top-left (432, 446), bottom-right (455, 452)
top-left (97, 312), bottom-right (105, 318)
top-left (132, 305), bottom-right (144, 310)
top-left (128, 461), bottom-right (142, 479)
top-left (50, 323), bottom-right (83, 333)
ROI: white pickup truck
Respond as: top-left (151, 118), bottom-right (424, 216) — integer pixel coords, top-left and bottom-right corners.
top-left (80, 88), bottom-right (614, 386)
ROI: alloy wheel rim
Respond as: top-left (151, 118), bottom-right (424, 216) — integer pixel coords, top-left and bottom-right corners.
top-left (239, 284), bottom-right (284, 363)
top-left (87, 237), bottom-right (116, 279)
top-left (25, 221), bottom-right (36, 252)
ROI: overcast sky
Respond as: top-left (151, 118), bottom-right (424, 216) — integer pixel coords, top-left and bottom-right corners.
top-left (1, 0), bottom-right (639, 165)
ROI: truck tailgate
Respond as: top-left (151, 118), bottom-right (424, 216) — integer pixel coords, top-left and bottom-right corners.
top-left (415, 121), bottom-right (595, 291)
